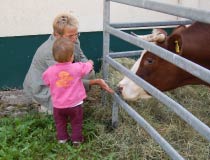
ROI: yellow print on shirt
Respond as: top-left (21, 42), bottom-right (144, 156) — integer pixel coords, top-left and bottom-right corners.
top-left (56, 71), bottom-right (73, 87)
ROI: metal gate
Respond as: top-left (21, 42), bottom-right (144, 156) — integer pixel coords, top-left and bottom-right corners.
top-left (102, 0), bottom-right (210, 159)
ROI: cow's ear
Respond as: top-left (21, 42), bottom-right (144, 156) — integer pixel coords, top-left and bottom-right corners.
top-left (131, 28), bottom-right (167, 43)
top-left (171, 25), bottom-right (186, 35)
top-left (167, 34), bottom-right (182, 55)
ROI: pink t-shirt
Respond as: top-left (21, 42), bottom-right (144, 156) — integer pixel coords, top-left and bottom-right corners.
top-left (42, 61), bottom-right (93, 108)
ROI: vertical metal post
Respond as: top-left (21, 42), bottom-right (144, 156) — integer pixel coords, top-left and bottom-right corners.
top-left (102, 0), bottom-right (110, 106)
top-left (112, 95), bottom-right (119, 128)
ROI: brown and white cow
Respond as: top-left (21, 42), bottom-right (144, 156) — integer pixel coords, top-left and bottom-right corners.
top-left (118, 22), bottom-right (210, 100)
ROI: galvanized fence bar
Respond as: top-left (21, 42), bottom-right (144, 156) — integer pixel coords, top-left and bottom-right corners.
top-left (113, 93), bottom-right (184, 160)
top-left (112, 99), bottom-right (119, 128)
top-left (105, 25), bottom-right (210, 84)
top-left (111, 20), bottom-right (192, 28)
top-left (102, 0), bottom-right (111, 105)
top-left (103, 0), bottom-right (110, 82)
top-left (111, 0), bottom-right (210, 24)
top-left (106, 55), bottom-right (210, 142)
top-left (109, 50), bottom-right (142, 58)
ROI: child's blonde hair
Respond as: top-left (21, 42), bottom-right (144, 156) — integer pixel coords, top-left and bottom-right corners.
top-left (53, 13), bottom-right (79, 36)
top-left (53, 37), bottom-right (74, 63)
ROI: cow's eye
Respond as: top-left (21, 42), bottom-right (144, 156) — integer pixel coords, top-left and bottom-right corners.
top-left (146, 58), bottom-right (153, 64)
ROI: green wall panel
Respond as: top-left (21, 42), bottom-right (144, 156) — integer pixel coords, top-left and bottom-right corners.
top-left (0, 35), bottom-right (49, 89)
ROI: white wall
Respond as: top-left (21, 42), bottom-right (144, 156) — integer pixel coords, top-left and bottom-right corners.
top-left (110, 0), bottom-right (178, 23)
top-left (0, 0), bottom-right (209, 37)
top-left (197, 0), bottom-right (210, 10)
top-left (179, 0), bottom-right (210, 10)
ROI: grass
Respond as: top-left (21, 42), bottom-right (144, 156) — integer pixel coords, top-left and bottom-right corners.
top-left (0, 58), bottom-right (210, 159)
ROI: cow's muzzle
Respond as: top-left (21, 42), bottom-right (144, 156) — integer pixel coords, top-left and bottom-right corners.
top-left (115, 86), bottom-right (123, 94)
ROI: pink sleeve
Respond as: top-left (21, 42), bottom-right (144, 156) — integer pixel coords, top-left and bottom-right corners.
top-left (81, 61), bottom-right (93, 76)
top-left (42, 69), bottom-right (50, 86)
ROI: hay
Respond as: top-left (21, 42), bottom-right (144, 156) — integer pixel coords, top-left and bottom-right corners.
top-left (100, 57), bottom-right (210, 159)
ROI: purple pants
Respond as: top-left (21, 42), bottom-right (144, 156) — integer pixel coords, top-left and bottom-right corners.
top-left (53, 105), bottom-right (84, 142)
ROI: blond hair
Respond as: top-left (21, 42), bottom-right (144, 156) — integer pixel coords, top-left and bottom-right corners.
top-left (53, 13), bottom-right (79, 36)
top-left (53, 37), bottom-right (74, 63)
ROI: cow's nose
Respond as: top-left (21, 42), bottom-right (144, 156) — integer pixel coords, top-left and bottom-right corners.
top-left (116, 86), bottom-right (123, 94)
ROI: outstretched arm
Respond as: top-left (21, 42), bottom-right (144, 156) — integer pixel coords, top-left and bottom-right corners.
top-left (89, 79), bottom-right (114, 94)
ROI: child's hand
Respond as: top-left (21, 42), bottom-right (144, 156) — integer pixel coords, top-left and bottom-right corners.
top-left (97, 79), bottom-right (114, 94)
top-left (88, 60), bottom-right (94, 66)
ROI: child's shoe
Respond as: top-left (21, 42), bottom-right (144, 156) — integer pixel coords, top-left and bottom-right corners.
top-left (72, 141), bottom-right (82, 147)
top-left (58, 139), bottom-right (68, 144)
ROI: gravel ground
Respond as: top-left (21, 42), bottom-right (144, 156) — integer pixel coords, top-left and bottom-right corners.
top-left (0, 90), bottom-right (39, 117)
top-left (0, 87), bottom-right (103, 117)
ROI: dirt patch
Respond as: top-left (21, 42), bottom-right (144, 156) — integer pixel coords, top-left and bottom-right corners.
top-left (0, 86), bottom-right (106, 117)
top-left (0, 90), bottom-right (39, 117)
top-left (0, 90), bottom-right (32, 105)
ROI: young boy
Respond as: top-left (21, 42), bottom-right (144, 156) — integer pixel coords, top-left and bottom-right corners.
top-left (42, 37), bottom-right (93, 145)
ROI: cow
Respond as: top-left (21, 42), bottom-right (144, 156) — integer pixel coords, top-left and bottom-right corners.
top-left (118, 22), bottom-right (210, 101)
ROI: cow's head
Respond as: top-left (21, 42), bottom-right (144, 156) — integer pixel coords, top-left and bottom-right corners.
top-left (118, 25), bottom-right (205, 101)
top-left (118, 28), bottom-right (168, 100)
top-left (117, 51), bottom-right (152, 100)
